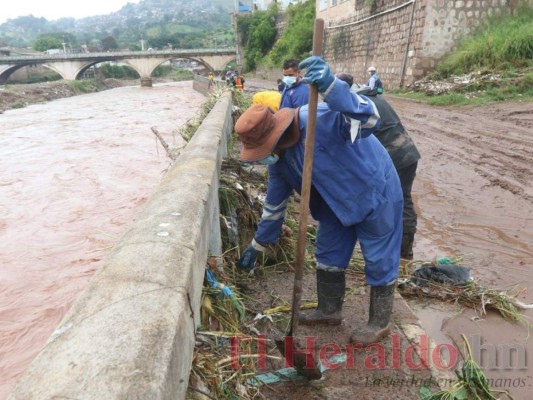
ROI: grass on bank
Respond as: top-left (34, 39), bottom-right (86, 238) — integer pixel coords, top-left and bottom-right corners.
top-left (400, 5), bottom-right (533, 105)
top-left (394, 75), bottom-right (533, 106)
top-left (436, 7), bottom-right (533, 76)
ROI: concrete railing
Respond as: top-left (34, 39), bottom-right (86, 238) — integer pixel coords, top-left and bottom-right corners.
top-left (192, 74), bottom-right (213, 95)
top-left (9, 91), bottom-right (234, 400)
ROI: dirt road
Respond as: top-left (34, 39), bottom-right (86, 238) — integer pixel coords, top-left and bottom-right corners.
top-left (387, 96), bottom-right (533, 399)
top-left (387, 96), bottom-right (532, 286)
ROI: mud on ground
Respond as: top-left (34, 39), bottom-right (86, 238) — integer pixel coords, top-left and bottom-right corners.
top-left (389, 96), bottom-right (533, 400)
top-left (237, 266), bottom-right (441, 400)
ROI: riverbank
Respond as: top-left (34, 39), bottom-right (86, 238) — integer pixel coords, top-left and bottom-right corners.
top-left (0, 79), bottom-right (140, 113)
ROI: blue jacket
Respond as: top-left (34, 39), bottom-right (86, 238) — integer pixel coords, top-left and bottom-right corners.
top-left (255, 79), bottom-right (397, 245)
top-left (280, 80), bottom-right (310, 108)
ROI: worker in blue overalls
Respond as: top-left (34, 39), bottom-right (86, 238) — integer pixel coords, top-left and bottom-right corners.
top-left (279, 59), bottom-right (310, 108)
top-left (234, 56), bottom-right (403, 346)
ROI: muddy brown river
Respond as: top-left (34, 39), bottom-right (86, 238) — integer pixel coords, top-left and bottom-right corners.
top-left (0, 82), bottom-right (204, 398)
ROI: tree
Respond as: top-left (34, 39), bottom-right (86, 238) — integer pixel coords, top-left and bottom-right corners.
top-left (101, 36), bottom-right (119, 51)
top-left (266, 0), bottom-right (315, 65)
top-left (32, 31), bottom-right (77, 51)
top-left (33, 35), bottom-right (63, 51)
top-left (238, 3), bottom-right (279, 71)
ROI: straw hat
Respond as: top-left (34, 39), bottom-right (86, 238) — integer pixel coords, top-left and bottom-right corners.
top-left (235, 105), bottom-right (300, 162)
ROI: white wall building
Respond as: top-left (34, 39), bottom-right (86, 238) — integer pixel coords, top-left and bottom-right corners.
top-left (253, 0), bottom-right (304, 11)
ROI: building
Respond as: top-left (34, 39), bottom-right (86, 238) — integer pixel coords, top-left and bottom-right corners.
top-left (253, 0), bottom-right (305, 11)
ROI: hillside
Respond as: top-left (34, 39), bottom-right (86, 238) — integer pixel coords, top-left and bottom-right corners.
top-left (0, 0), bottom-right (237, 50)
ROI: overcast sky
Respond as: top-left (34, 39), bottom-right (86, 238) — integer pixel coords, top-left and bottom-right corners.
top-left (1, 0), bottom-right (141, 24)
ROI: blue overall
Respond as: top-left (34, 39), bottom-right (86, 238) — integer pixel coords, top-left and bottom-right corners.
top-left (280, 80), bottom-right (310, 109)
top-left (254, 80), bottom-right (403, 286)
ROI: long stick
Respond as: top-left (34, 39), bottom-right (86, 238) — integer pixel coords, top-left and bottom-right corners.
top-left (151, 126), bottom-right (176, 161)
top-left (289, 18), bottom-right (324, 336)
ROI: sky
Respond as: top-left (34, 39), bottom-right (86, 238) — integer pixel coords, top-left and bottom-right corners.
top-left (0, 0), bottom-right (141, 24)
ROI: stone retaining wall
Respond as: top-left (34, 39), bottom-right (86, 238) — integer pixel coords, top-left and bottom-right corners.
top-left (193, 74), bottom-right (214, 94)
top-left (318, 0), bottom-right (529, 88)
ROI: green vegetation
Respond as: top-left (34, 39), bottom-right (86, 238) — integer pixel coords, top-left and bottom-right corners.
top-left (237, 0), bottom-right (315, 71)
top-left (68, 80), bottom-right (102, 94)
top-left (99, 63), bottom-right (140, 79)
top-left (420, 335), bottom-right (513, 400)
top-left (237, 3), bottom-right (280, 71)
top-left (0, 0), bottom-right (234, 51)
top-left (101, 36), bottom-right (119, 51)
top-left (33, 35), bottom-right (63, 52)
top-left (33, 32), bottom-right (76, 52)
top-left (99, 63), bottom-right (193, 82)
top-left (153, 64), bottom-right (194, 81)
top-left (437, 6), bottom-right (533, 76)
top-left (27, 70), bottom-right (62, 83)
top-left (265, 0), bottom-right (315, 66)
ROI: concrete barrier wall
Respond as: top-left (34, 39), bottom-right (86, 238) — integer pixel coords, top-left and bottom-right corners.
top-left (9, 91), bottom-right (234, 400)
top-left (192, 74), bottom-right (212, 95)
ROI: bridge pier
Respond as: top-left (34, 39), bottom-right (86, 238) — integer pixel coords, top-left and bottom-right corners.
top-left (140, 77), bottom-right (153, 87)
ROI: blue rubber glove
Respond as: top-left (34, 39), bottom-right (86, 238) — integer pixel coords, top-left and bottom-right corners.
top-left (299, 56), bottom-right (335, 93)
top-left (237, 239), bottom-right (265, 270)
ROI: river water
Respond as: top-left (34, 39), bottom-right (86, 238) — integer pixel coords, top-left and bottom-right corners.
top-left (0, 81), bottom-right (205, 398)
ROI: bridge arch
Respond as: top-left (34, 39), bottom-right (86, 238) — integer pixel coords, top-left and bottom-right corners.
top-left (0, 49), bottom-right (236, 87)
top-left (0, 64), bottom-right (25, 84)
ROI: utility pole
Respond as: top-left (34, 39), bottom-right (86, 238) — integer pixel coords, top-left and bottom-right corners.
top-left (233, 0), bottom-right (242, 71)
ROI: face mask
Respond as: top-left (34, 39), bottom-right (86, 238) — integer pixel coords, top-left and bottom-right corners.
top-left (282, 76), bottom-right (297, 87)
top-left (257, 154), bottom-right (279, 165)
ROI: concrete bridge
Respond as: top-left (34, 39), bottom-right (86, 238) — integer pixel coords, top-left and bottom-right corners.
top-left (0, 48), bottom-right (236, 86)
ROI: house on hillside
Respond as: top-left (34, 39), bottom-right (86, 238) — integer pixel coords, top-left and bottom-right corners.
top-left (318, 0), bottom-right (528, 89)
top-left (239, 1), bottom-right (251, 12)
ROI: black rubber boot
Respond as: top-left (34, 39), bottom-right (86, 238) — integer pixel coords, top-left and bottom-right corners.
top-left (349, 284), bottom-right (395, 346)
top-left (300, 269), bottom-right (345, 326)
top-left (401, 233), bottom-right (415, 260)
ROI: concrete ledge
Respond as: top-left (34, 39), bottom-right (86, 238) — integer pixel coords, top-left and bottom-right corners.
top-left (192, 75), bottom-right (212, 95)
top-left (9, 92), bottom-right (234, 400)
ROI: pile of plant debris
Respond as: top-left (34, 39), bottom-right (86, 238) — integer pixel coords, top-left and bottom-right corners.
top-left (187, 156), bottom-right (303, 399)
top-left (421, 335), bottom-right (515, 400)
top-left (405, 70), bottom-right (528, 96)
